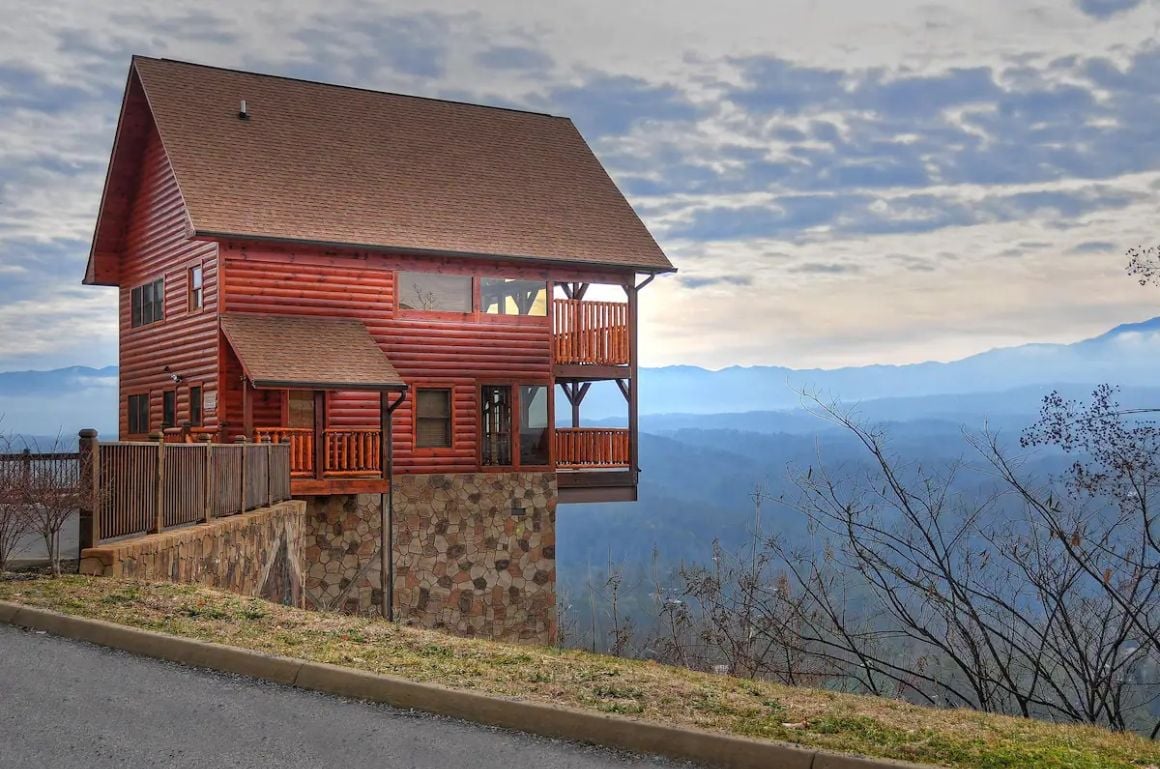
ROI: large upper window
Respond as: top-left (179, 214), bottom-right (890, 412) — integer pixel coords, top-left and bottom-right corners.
top-left (398, 272), bottom-right (471, 312)
top-left (481, 278), bottom-right (547, 316)
top-left (127, 394), bottom-right (149, 435)
top-left (188, 266), bottom-right (204, 311)
top-left (415, 389), bottom-right (452, 448)
top-left (131, 278), bottom-right (165, 327)
top-left (519, 385), bottom-right (550, 465)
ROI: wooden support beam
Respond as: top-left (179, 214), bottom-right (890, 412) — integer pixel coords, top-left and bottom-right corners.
top-left (313, 390), bottom-right (326, 481)
top-left (616, 379), bottom-right (630, 402)
top-left (627, 284), bottom-right (640, 482)
top-left (242, 378), bottom-right (254, 439)
top-left (574, 282), bottom-right (589, 301)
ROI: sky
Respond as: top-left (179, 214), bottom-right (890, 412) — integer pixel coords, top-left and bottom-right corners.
top-left (0, 0), bottom-right (1158, 371)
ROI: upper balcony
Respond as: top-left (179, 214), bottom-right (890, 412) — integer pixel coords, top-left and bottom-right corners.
top-left (553, 298), bottom-right (629, 378)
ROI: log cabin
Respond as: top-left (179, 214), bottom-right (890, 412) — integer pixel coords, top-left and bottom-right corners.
top-left (83, 57), bottom-right (675, 641)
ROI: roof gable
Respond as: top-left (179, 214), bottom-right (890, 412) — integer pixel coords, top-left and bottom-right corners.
top-left (126, 57), bottom-right (673, 273)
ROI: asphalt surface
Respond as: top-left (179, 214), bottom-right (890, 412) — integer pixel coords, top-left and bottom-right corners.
top-left (0, 624), bottom-right (687, 769)
top-left (9, 510), bottom-right (77, 565)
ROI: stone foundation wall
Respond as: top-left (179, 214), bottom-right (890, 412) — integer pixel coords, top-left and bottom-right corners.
top-left (79, 500), bottom-right (307, 607)
top-left (303, 472), bottom-right (557, 644)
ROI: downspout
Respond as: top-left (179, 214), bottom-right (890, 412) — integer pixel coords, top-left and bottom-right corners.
top-left (381, 390), bottom-right (407, 621)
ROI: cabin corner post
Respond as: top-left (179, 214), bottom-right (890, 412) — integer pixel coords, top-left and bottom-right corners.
top-left (77, 428), bottom-right (99, 550)
top-left (313, 390), bottom-right (326, 481)
top-left (627, 281), bottom-right (640, 484)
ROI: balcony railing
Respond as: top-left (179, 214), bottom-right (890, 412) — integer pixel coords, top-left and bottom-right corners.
top-left (254, 427), bottom-right (314, 477)
top-left (555, 428), bottom-right (630, 469)
top-left (323, 429), bottom-right (381, 476)
top-left (553, 299), bottom-right (629, 366)
top-left (253, 427), bottom-right (382, 479)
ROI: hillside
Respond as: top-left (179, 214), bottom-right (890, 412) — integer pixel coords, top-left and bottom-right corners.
top-left (2, 576), bottom-right (1155, 769)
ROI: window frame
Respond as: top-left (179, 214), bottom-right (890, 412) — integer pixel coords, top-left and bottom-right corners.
top-left (477, 380), bottom-right (554, 470)
top-left (130, 277), bottom-right (165, 328)
top-left (127, 393), bottom-right (149, 436)
top-left (414, 387), bottom-right (454, 451)
top-left (162, 390), bottom-right (176, 429)
top-left (188, 264), bottom-right (204, 312)
top-left (189, 385), bottom-right (203, 427)
top-left (396, 271), bottom-right (474, 317)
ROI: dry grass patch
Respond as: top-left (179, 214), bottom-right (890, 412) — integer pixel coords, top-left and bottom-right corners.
top-left (2, 576), bottom-right (1158, 769)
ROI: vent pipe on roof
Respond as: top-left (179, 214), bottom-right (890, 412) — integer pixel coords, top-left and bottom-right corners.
top-left (238, 99), bottom-right (249, 120)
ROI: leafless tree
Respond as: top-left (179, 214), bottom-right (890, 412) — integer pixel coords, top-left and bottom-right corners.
top-left (0, 428), bottom-right (33, 572)
top-left (20, 436), bottom-right (85, 576)
top-left (1126, 244), bottom-right (1160, 287)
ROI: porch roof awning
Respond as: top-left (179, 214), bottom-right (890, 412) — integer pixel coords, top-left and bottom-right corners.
top-left (220, 313), bottom-right (406, 391)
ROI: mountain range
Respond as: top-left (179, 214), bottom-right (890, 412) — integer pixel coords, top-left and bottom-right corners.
top-left (1, 316), bottom-right (1157, 437)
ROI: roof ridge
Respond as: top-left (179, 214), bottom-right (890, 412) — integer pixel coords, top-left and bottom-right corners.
top-left (135, 55), bottom-right (563, 121)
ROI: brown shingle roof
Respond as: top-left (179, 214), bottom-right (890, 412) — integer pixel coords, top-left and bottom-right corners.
top-left (220, 314), bottom-right (405, 391)
top-left (132, 57), bottom-right (674, 273)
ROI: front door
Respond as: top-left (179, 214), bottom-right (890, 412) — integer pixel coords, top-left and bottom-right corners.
top-left (287, 390), bottom-right (314, 429)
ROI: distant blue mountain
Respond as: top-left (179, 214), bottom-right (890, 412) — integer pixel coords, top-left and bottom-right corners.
top-left (580, 314), bottom-right (1160, 419)
top-left (3, 316), bottom-right (1159, 435)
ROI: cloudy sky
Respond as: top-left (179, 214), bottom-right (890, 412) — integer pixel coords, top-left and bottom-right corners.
top-left (1, 0), bottom-right (1158, 371)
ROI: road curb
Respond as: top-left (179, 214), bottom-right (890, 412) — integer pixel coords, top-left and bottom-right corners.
top-left (0, 600), bottom-right (927, 769)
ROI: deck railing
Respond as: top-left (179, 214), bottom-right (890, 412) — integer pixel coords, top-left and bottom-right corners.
top-left (553, 299), bottom-right (629, 366)
top-left (254, 427), bottom-right (314, 477)
top-left (554, 428), bottom-right (630, 469)
top-left (324, 429), bottom-right (382, 476)
top-left (253, 427), bottom-right (382, 479)
top-left (82, 433), bottom-right (291, 545)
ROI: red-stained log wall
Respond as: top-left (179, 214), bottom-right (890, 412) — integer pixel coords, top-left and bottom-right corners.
top-left (218, 243), bottom-right (630, 474)
top-left (116, 125), bottom-right (220, 438)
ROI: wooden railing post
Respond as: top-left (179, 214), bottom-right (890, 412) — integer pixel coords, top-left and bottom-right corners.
top-left (260, 435), bottom-right (273, 507)
top-left (200, 433), bottom-right (214, 522)
top-left (235, 435), bottom-right (247, 513)
top-left (77, 429), bottom-right (99, 550)
top-left (149, 431), bottom-right (165, 534)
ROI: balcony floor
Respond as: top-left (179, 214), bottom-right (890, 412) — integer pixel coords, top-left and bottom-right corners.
top-left (556, 468), bottom-right (637, 504)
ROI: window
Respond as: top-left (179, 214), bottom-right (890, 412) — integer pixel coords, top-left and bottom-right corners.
top-left (415, 389), bottom-right (452, 448)
top-left (128, 394), bottom-right (149, 435)
top-left (481, 278), bottom-right (547, 316)
top-left (188, 265), bottom-right (204, 311)
top-left (131, 278), bottom-right (165, 327)
top-left (480, 385), bottom-right (512, 466)
top-left (189, 385), bottom-right (203, 426)
top-left (519, 385), bottom-right (550, 465)
top-left (398, 271), bottom-right (471, 312)
top-left (162, 390), bottom-right (176, 429)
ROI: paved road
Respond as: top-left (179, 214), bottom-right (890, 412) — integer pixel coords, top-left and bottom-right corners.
top-left (0, 624), bottom-right (687, 769)
top-left (9, 510), bottom-right (77, 564)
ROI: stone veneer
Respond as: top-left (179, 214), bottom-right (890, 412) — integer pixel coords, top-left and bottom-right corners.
top-left (79, 500), bottom-right (307, 607)
top-left (303, 472), bottom-right (557, 644)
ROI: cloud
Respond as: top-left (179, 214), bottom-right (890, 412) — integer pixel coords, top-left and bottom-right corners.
top-left (677, 274), bottom-right (752, 289)
top-left (786, 262), bottom-right (863, 274)
top-left (1074, 0), bottom-right (1145, 19)
top-left (540, 73), bottom-right (701, 136)
top-left (474, 45), bottom-right (554, 72)
top-left (1070, 240), bottom-right (1119, 254)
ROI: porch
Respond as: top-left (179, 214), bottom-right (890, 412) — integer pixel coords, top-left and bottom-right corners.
top-left (221, 313), bottom-right (407, 497)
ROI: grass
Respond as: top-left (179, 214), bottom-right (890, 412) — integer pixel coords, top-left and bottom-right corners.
top-left (2, 576), bottom-right (1158, 769)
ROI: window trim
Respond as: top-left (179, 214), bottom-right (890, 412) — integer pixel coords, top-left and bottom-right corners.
top-left (130, 277), bottom-right (165, 328)
top-left (189, 385), bottom-right (203, 427)
top-left (476, 379), bottom-right (554, 470)
top-left (161, 390), bottom-right (176, 429)
top-left (188, 264), bottom-right (204, 312)
top-left (413, 387), bottom-right (454, 452)
top-left (127, 393), bottom-right (150, 436)
top-left (393, 270), bottom-right (551, 325)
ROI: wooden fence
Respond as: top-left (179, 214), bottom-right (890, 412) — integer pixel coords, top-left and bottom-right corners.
top-left (0, 450), bottom-right (79, 499)
top-left (79, 430), bottom-right (292, 546)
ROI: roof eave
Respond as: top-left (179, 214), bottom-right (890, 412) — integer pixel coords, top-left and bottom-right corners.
top-left (250, 379), bottom-right (408, 392)
top-left (194, 230), bottom-right (677, 276)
